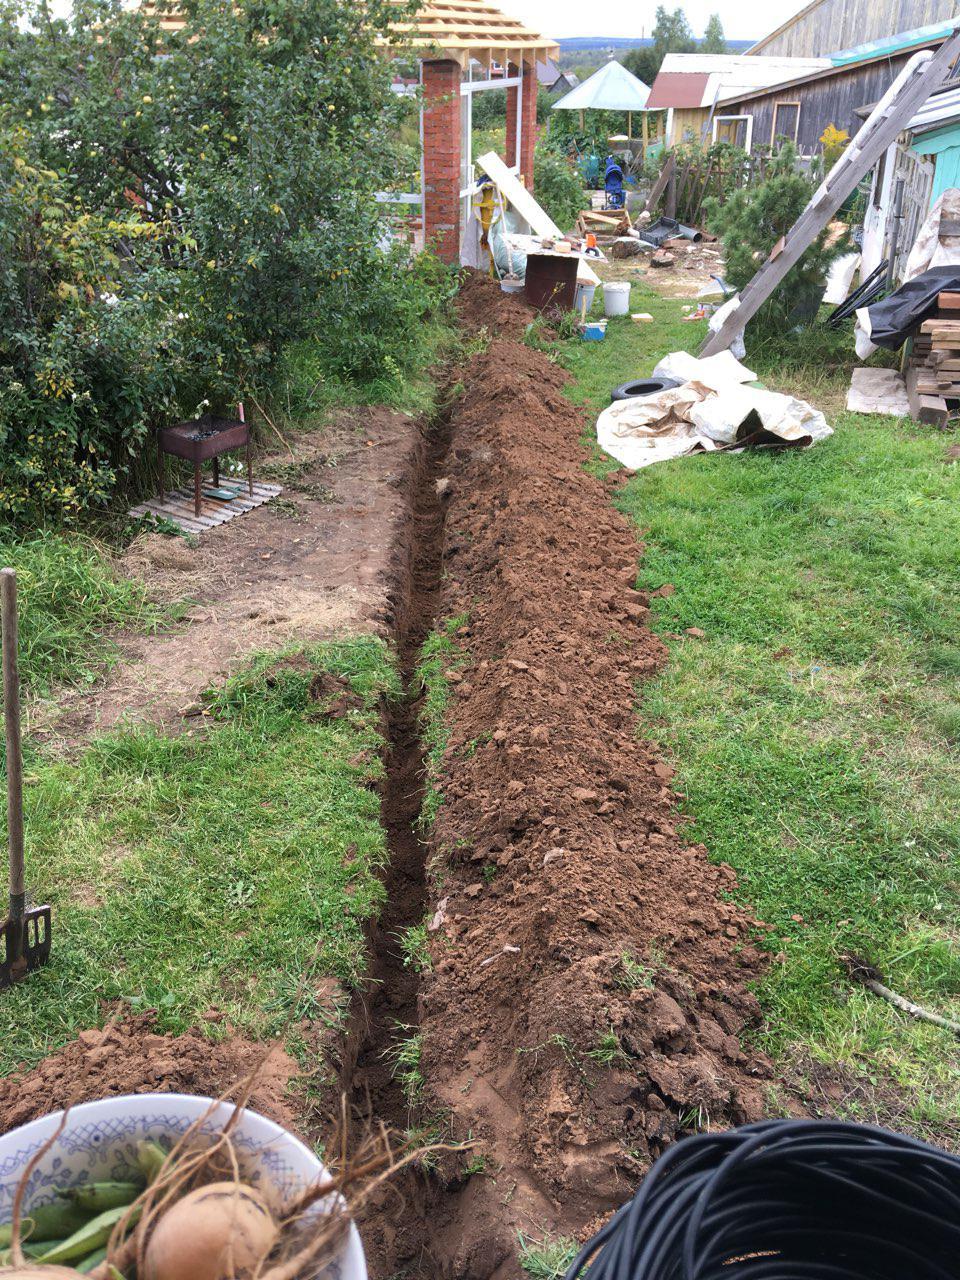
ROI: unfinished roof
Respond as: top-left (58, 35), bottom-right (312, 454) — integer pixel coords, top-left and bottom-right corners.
top-left (646, 52), bottom-right (830, 110)
top-left (143, 1), bottom-right (557, 67)
top-left (552, 60), bottom-right (650, 112)
top-left (387, 0), bottom-right (558, 68)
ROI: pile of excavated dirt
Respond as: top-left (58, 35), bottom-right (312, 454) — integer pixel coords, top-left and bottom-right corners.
top-left (399, 274), bottom-right (776, 1278)
top-left (0, 1012), bottom-right (301, 1136)
top-left (456, 271), bottom-right (537, 336)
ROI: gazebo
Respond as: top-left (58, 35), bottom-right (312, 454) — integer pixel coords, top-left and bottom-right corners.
top-left (552, 59), bottom-right (651, 143)
top-left (145, 0), bottom-right (558, 267)
top-left (386, 0), bottom-right (559, 264)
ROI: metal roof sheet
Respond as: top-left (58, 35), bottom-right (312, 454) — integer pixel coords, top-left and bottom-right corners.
top-left (831, 19), bottom-right (958, 66)
top-left (645, 71), bottom-right (711, 109)
top-left (647, 53), bottom-right (830, 110)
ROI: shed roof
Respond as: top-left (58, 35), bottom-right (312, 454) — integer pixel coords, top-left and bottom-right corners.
top-left (830, 18), bottom-right (958, 65)
top-left (552, 60), bottom-right (650, 112)
top-left (646, 52), bottom-right (830, 110)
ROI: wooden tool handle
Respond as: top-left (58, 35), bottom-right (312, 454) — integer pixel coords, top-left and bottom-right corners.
top-left (1, 568), bottom-right (24, 917)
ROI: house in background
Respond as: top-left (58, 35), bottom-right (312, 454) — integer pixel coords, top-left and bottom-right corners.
top-left (710, 23), bottom-right (957, 159)
top-left (747, 0), bottom-right (958, 58)
top-left (537, 59), bottom-right (577, 94)
top-left (645, 53), bottom-right (829, 147)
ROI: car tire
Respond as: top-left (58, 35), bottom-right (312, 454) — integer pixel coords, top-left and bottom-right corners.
top-left (610, 376), bottom-right (682, 402)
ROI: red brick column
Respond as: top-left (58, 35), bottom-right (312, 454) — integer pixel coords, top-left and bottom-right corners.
top-left (519, 61), bottom-right (537, 193)
top-left (422, 58), bottom-right (461, 264)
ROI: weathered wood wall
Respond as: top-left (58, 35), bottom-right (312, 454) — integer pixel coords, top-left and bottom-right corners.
top-left (722, 54), bottom-right (916, 155)
top-left (752, 0), bottom-right (956, 57)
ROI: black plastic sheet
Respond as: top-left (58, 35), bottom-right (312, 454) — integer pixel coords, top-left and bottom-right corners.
top-left (865, 266), bottom-right (960, 349)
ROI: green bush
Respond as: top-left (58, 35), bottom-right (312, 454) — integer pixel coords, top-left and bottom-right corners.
top-left (0, 0), bottom-right (450, 524)
top-left (534, 138), bottom-right (587, 231)
top-left (703, 143), bottom-right (846, 330)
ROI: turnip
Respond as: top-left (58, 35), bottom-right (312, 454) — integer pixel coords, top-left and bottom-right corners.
top-left (143, 1181), bottom-right (278, 1280)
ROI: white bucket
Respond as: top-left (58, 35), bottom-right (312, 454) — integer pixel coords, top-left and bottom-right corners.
top-left (574, 281), bottom-right (596, 313)
top-left (603, 281), bottom-right (632, 317)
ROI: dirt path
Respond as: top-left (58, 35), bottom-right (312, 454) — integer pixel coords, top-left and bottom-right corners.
top-left (32, 407), bottom-right (417, 748)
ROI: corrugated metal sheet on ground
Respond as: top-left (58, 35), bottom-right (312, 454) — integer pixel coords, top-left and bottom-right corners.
top-left (129, 482), bottom-right (283, 536)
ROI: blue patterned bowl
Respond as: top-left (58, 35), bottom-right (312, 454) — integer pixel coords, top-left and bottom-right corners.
top-left (0, 1092), bottom-right (366, 1279)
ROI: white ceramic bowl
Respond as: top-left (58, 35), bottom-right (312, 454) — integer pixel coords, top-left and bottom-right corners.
top-left (0, 1092), bottom-right (366, 1279)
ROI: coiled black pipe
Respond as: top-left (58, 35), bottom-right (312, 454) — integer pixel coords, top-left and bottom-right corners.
top-left (563, 1119), bottom-right (960, 1280)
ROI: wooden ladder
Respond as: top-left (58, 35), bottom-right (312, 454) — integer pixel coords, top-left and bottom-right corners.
top-left (700, 29), bottom-right (960, 358)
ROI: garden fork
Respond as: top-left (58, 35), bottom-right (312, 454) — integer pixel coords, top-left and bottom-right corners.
top-left (0, 568), bottom-right (51, 989)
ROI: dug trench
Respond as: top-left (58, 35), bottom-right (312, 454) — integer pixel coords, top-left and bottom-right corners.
top-left (353, 272), bottom-right (782, 1280)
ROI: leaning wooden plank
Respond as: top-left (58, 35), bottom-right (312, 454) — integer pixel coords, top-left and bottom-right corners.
top-left (475, 151), bottom-right (599, 286)
top-left (643, 152), bottom-right (675, 216)
top-left (700, 32), bottom-right (960, 358)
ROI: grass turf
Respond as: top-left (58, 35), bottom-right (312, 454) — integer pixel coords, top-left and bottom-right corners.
top-left (561, 282), bottom-right (960, 1134)
top-left (0, 531), bottom-right (166, 693)
top-left (0, 637), bottom-right (398, 1073)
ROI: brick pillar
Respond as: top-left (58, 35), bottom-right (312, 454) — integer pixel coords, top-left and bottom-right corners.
top-left (519, 60), bottom-right (537, 193)
top-left (422, 58), bottom-right (461, 264)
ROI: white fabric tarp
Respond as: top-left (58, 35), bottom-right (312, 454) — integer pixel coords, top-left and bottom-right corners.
top-left (596, 352), bottom-right (832, 471)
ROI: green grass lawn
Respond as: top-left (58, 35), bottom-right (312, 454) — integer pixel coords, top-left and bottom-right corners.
top-left (561, 283), bottom-right (960, 1135)
top-left (0, 637), bottom-right (398, 1073)
top-left (0, 531), bottom-right (167, 693)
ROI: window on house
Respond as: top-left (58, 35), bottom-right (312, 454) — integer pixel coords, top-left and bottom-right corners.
top-left (713, 114), bottom-right (753, 152)
top-left (771, 102), bottom-right (800, 147)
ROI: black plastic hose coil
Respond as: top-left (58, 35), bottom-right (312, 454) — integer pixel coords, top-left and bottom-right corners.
top-left (563, 1119), bottom-right (960, 1280)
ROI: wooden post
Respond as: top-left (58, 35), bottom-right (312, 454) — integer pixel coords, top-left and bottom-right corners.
top-left (642, 111), bottom-right (649, 151)
top-left (628, 111), bottom-right (633, 140)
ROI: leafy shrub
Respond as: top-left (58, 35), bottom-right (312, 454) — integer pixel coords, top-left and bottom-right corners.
top-left (703, 142), bottom-right (847, 330)
top-left (534, 138), bottom-right (587, 231)
top-left (0, 130), bottom-right (182, 522)
top-left (0, 0), bottom-right (449, 524)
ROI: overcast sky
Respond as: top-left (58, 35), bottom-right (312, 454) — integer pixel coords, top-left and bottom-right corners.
top-left (498, 0), bottom-right (805, 42)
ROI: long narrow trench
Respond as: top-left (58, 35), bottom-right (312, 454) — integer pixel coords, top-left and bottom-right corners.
top-left (348, 409), bottom-right (453, 1276)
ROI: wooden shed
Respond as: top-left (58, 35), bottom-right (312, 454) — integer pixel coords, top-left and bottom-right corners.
top-left (748, 0), bottom-right (958, 58)
top-left (710, 32), bottom-right (949, 160)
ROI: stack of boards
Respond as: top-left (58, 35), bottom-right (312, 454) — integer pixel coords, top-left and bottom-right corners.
top-left (907, 291), bottom-right (960, 426)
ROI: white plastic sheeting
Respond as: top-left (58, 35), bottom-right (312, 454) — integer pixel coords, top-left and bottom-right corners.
top-left (596, 352), bottom-right (832, 471)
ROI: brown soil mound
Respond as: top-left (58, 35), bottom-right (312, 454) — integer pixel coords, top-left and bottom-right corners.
top-left (0, 1012), bottom-right (300, 1137)
top-left (411, 274), bottom-right (774, 1277)
top-left (456, 269), bottom-right (536, 337)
